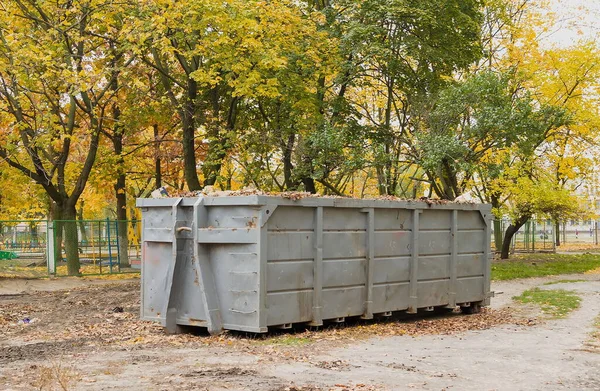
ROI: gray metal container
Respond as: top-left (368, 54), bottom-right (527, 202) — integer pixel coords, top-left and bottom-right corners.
top-left (136, 196), bottom-right (493, 334)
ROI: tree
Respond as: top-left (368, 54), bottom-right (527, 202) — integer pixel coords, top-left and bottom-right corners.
top-left (418, 71), bottom-right (568, 201)
top-left (0, 0), bottom-right (131, 275)
top-left (129, 0), bottom-right (331, 191)
top-left (499, 178), bottom-right (588, 258)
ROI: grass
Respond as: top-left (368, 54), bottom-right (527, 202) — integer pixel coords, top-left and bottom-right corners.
top-left (542, 279), bottom-right (587, 285)
top-left (0, 259), bottom-right (48, 278)
top-left (492, 253), bottom-right (600, 280)
top-left (583, 314), bottom-right (600, 352)
top-left (33, 362), bottom-right (79, 391)
top-left (513, 288), bottom-right (581, 318)
top-left (592, 314), bottom-right (600, 341)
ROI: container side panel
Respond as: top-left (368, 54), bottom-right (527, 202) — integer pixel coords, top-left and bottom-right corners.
top-left (456, 254), bottom-right (485, 277)
top-left (142, 241), bottom-right (172, 321)
top-left (322, 259), bottom-right (366, 288)
top-left (457, 231), bottom-right (486, 254)
top-left (323, 232), bottom-right (366, 259)
top-left (455, 276), bottom-right (485, 303)
top-left (266, 291), bottom-right (313, 325)
top-left (264, 206), bottom-right (317, 327)
top-left (210, 244), bottom-right (259, 329)
top-left (418, 231), bottom-right (451, 256)
top-left (418, 255), bottom-right (450, 280)
top-left (420, 210), bottom-right (452, 230)
top-left (142, 206), bottom-right (173, 229)
top-left (206, 206), bottom-right (261, 229)
top-left (417, 280), bottom-right (450, 307)
top-left (141, 205), bottom-right (174, 322)
top-left (267, 232), bottom-right (314, 261)
top-left (373, 257), bottom-right (410, 284)
top-left (175, 250), bottom-right (207, 323)
top-left (321, 286), bottom-right (365, 319)
top-left (372, 283), bottom-right (410, 313)
top-left (374, 232), bottom-right (411, 257)
top-left (457, 211), bottom-right (487, 230)
top-left (267, 261), bottom-right (314, 292)
top-left (374, 209), bottom-right (413, 230)
top-left (323, 208), bottom-right (365, 230)
top-left (267, 207), bottom-right (314, 231)
top-left (173, 204), bottom-right (207, 325)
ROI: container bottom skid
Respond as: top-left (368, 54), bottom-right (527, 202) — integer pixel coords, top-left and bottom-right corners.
top-left (137, 196), bottom-right (493, 334)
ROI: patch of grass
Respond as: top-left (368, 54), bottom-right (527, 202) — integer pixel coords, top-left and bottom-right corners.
top-left (513, 288), bottom-right (581, 318)
top-left (32, 361), bottom-right (79, 391)
top-left (585, 314), bottom-right (600, 352)
top-left (492, 253), bottom-right (600, 280)
top-left (0, 258), bottom-right (48, 278)
top-left (543, 279), bottom-right (587, 285)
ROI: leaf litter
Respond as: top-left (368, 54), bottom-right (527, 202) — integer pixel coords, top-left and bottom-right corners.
top-left (161, 185), bottom-right (472, 204)
top-left (1, 281), bottom-right (535, 366)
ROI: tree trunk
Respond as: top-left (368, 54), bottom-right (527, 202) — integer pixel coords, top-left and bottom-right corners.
top-left (110, 97), bottom-right (130, 268)
top-left (490, 195), bottom-right (502, 252)
top-left (55, 202), bottom-right (80, 276)
top-left (500, 225), bottom-right (517, 259)
top-left (154, 124), bottom-right (162, 189)
top-left (376, 166), bottom-right (387, 195)
top-left (282, 134), bottom-right (295, 190)
top-left (303, 177), bottom-right (316, 194)
top-left (50, 203), bottom-right (64, 271)
top-left (493, 219), bottom-right (503, 252)
top-left (115, 173), bottom-right (129, 268)
top-left (182, 116), bottom-right (202, 191)
top-left (555, 220), bottom-right (561, 247)
top-left (501, 218), bottom-right (528, 259)
top-left (113, 156), bottom-right (129, 267)
top-left (77, 201), bottom-right (88, 244)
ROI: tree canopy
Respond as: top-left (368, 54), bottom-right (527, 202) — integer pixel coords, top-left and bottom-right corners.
top-left (0, 0), bottom-right (599, 272)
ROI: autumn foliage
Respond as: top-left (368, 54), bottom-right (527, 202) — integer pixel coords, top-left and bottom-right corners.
top-left (0, 0), bottom-right (599, 272)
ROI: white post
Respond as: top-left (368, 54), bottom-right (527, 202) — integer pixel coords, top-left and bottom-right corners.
top-left (46, 222), bottom-right (56, 275)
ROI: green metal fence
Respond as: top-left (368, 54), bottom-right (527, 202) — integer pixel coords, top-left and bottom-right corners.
top-left (492, 218), bottom-right (600, 254)
top-left (0, 219), bottom-right (141, 278)
top-left (0, 220), bottom-right (48, 278)
top-left (492, 219), bottom-right (556, 254)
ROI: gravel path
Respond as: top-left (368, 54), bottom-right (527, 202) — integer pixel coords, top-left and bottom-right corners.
top-left (266, 276), bottom-right (600, 390)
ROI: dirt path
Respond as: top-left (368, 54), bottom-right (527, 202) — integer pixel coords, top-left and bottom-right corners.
top-left (1, 274), bottom-right (599, 390)
top-left (267, 278), bottom-right (600, 391)
top-left (0, 277), bottom-right (138, 295)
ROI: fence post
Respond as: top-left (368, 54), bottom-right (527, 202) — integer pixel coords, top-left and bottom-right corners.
top-left (46, 221), bottom-right (56, 275)
top-left (532, 220), bottom-right (536, 252)
top-left (542, 220), bottom-right (546, 250)
top-left (115, 219), bottom-right (121, 271)
top-left (98, 220), bottom-right (102, 275)
top-left (524, 221), bottom-right (530, 252)
top-left (107, 217), bottom-right (113, 273)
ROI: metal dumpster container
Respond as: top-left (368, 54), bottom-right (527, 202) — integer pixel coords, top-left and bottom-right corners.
top-left (137, 196), bottom-right (493, 334)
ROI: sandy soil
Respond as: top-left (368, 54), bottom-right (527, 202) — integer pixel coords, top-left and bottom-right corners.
top-left (1, 274), bottom-right (599, 391)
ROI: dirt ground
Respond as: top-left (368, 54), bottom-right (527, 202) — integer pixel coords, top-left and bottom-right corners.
top-left (1, 274), bottom-right (599, 391)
